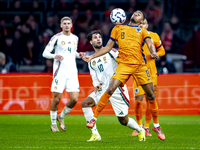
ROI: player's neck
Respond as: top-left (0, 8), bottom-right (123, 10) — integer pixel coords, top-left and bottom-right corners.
top-left (62, 31), bottom-right (71, 36)
top-left (94, 46), bottom-right (104, 53)
top-left (129, 22), bottom-right (140, 26)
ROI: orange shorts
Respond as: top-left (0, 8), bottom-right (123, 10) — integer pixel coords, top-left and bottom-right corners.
top-left (134, 76), bottom-right (157, 97)
top-left (111, 63), bottom-right (152, 86)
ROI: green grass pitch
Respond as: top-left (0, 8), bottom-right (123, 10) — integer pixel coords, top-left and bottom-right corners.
top-left (0, 115), bottom-right (199, 149)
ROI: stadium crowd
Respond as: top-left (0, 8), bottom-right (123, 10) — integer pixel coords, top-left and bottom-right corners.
top-left (0, 0), bottom-right (200, 73)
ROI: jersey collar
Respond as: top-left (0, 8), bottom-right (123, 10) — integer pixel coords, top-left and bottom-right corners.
top-left (127, 24), bottom-right (139, 27)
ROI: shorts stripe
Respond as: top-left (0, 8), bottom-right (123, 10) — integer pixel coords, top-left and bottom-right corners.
top-left (53, 61), bottom-right (61, 78)
top-left (118, 86), bottom-right (129, 107)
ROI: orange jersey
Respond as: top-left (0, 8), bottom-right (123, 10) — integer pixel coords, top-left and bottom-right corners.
top-left (142, 31), bottom-right (165, 77)
top-left (110, 25), bottom-right (151, 64)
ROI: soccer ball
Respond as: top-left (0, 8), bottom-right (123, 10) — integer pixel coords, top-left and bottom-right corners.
top-left (110, 8), bottom-right (126, 25)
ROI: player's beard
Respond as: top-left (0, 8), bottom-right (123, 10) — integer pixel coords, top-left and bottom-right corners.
top-left (94, 44), bottom-right (102, 49)
top-left (130, 17), bottom-right (136, 23)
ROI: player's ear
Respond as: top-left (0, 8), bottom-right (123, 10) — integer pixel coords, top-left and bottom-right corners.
top-left (90, 41), bottom-right (92, 45)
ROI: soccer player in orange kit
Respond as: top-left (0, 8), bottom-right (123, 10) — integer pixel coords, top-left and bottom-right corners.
top-left (131, 19), bottom-right (166, 140)
top-left (82, 10), bottom-right (159, 142)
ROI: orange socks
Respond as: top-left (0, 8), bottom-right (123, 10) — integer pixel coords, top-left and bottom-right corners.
top-left (144, 101), bottom-right (152, 128)
top-left (149, 99), bottom-right (159, 124)
top-left (93, 91), bottom-right (111, 118)
top-left (134, 100), bottom-right (143, 126)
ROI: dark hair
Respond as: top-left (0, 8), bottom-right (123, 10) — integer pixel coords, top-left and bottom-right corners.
top-left (138, 10), bottom-right (146, 20)
top-left (86, 30), bottom-right (102, 42)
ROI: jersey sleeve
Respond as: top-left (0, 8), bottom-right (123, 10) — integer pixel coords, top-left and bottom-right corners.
top-left (108, 48), bottom-right (119, 60)
top-left (88, 61), bottom-right (99, 87)
top-left (142, 28), bottom-right (151, 41)
top-left (42, 35), bottom-right (58, 59)
top-left (74, 37), bottom-right (80, 58)
top-left (154, 33), bottom-right (165, 57)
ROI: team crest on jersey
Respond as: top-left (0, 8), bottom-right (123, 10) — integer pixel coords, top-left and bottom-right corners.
top-left (103, 56), bottom-right (106, 61)
top-left (113, 72), bottom-right (117, 76)
top-left (61, 41), bottom-right (65, 45)
top-left (92, 60), bottom-right (96, 66)
top-left (136, 28), bottom-right (142, 32)
top-left (54, 86), bottom-right (57, 90)
top-left (135, 88), bottom-right (139, 94)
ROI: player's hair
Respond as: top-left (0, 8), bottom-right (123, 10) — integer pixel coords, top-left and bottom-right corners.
top-left (138, 10), bottom-right (146, 20)
top-left (86, 30), bottom-right (102, 42)
top-left (0, 52), bottom-right (5, 60)
top-left (60, 16), bottom-right (72, 23)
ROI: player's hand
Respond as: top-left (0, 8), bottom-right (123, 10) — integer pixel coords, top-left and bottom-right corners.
top-left (94, 85), bottom-right (101, 94)
top-left (150, 53), bottom-right (159, 59)
top-left (82, 55), bottom-right (93, 63)
top-left (55, 55), bottom-right (64, 61)
top-left (79, 52), bottom-right (86, 58)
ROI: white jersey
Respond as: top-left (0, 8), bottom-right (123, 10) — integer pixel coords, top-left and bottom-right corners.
top-left (42, 31), bottom-right (80, 93)
top-left (88, 48), bottom-right (130, 117)
top-left (43, 32), bottom-right (79, 77)
top-left (88, 48), bottom-right (118, 90)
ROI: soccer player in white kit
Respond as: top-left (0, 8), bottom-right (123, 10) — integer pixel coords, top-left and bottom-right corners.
top-left (81, 30), bottom-right (145, 141)
top-left (42, 16), bottom-right (83, 132)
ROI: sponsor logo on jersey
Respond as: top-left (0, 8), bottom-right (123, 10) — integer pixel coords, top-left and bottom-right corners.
top-left (119, 111), bottom-right (124, 115)
top-left (54, 86), bottom-right (57, 90)
top-left (97, 59), bottom-right (101, 63)
top-left (136, 28), bottom-right (142, 32)
top-left (61, 41), bottom-right (65, 45)
top-left (92, 60), bottom-right (96, 66)
top-left (135, 88), bottom-right (139, 94)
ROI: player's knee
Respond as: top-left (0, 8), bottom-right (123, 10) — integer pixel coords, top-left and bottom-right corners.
top-left (71, 97), bottom-right (78, 103)
top-left (147, 93), bottom-right (155, 101)
top-left (53, 97), bottom-right (60, 104)
top-left (81, 100), bottom-right (87, 108)
top-left (118, 117), bottom-right (128, 126)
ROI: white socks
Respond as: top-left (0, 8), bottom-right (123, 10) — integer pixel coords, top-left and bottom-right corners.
top-left (153, 123), bottom-right (160, 128)
top-left (82, 107), bottom-right (99, 135)
top-left (126, 117), bottom-right (143, 133)
top-left (50, 110), bottom-right (57, 125)
top-left (60, 106), bottom-right (72, 118)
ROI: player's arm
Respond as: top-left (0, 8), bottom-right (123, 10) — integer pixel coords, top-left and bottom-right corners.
top-left (83, 39), bottom-right (115, 63)
top-left (154, 33), bottom-right (165, 57)
top-left (42, 36), bottom-right (64, 61)
top-left (145, 38), bottom-right (159, 59)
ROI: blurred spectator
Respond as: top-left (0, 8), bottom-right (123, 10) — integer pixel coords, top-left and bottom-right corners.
top-left (79, 0), bottom-right (91, 11)
top-left (11, 0), bottom-right (25, 11)
top-left (79, 9), bottom-right (95, 32)
top-left (26, 14), bottom-right (39, 35)
top-left (77, 32), bottom-right (94, 53)
top-left (30, 0), bottom-right (42, 11)
top-left (181, 27), bottom-right (200, 71)
top-left (127, 0), bottom-right (138, 14)
top-left (90, 0), bottom-right (105, 11)
top-left (100, 23), bottom-right (111, 47)
top-left (2, 35), bottom-right (20, 64)
top-left (161, 22), bottom-right (174, 53)
top-left (0, 52), bottom-right (17, 73)
top-left (21, 37), bottom-right (39, 65)
top-left (156, 55), bottom-right (176, 74)
top-left (43, 59), bottom-right (53, 73)
top-left (161, 21), bottom-right (183, 54)
top-left (13, 29), bottom-right (23, 64)
top-left (144, 0), bottom-right (163, 33)
top-left (13, 15), bottom-right (22, 32)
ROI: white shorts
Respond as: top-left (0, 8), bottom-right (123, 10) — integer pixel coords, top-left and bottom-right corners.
top-left (51, 71), bottom-right (79, 93)
top-left (89, 85), bottom-right (130, 117)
